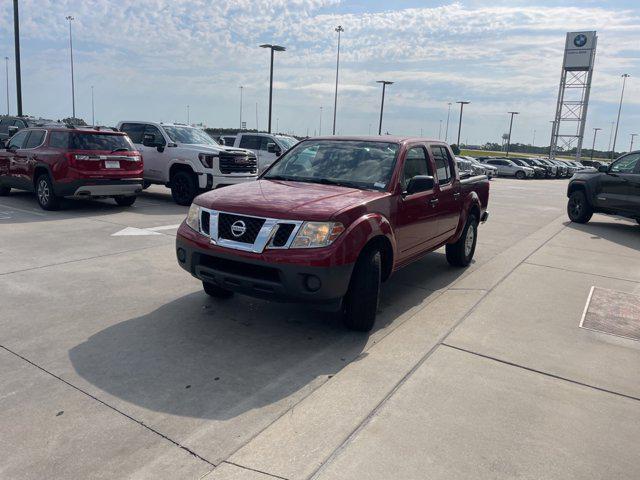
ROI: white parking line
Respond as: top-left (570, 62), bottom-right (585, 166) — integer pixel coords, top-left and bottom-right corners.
top-left (111, 224), bottom-right (181, 236)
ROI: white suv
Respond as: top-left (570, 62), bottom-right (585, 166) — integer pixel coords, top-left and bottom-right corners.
top-left (117, 122), bottom-right (258, 205)
top-left (232, 132), bottom-right (298, 173)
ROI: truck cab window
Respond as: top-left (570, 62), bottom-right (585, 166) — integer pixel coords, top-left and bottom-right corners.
top-left (610, 154), bottom-right (639, 173)
top-left (402, 147), bottom-right (431, 189)
top-left (120, 123), bottom-right (145, 144)
top-left (239, 135), bottom-right (260, 150)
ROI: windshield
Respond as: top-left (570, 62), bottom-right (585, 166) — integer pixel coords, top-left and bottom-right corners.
top-left (276, 136), bottom-right (298, 150)
top-left (263, 140), bottom-right (399, 191)
top-left (163, 126), bottom-right (218, 146)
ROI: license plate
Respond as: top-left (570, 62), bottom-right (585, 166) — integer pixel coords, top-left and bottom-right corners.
top-left (105, 160), bottom-right (120, 169)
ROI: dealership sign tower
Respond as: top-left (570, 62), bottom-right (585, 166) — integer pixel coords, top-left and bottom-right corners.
top-left (550, 31), bottom-right (597, 160)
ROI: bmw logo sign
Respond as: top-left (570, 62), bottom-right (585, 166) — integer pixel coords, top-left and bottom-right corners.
top-left (573, 34), bottom-right (588, 47)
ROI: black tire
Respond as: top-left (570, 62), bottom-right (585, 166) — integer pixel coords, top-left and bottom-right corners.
top-left (342, 248), bottom-right (381, 332)
top-left (203, 281), bottom-right (234, 299)
top-left (114, 195), bottom-right (137, 207)
top-left (171, 170), bottom-right (198, 206)
top-left (515, 170), bottom-right (526, 180)
top-left (567, 190), bottom-right (593, 224)
top-left (446, 214), bottom-right (478, 267)
top-left (0, 185), bottom-right (10, 196)
top-left (35, 173), bottom-right (61, 211)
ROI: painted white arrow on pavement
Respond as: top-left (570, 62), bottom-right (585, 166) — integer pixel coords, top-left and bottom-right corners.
top-left (111, 224), bottom-right (181, 236)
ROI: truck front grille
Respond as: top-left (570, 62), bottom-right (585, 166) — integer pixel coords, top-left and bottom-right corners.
top-left (218, 213), bottom-right (265, 244)
top-left (219, 151), bottom-right (257, 174)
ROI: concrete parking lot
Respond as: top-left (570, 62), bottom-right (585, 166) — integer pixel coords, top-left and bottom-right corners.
top-left (1, 178), bottom-right (639, 479)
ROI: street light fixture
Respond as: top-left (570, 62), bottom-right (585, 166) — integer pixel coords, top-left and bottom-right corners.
top-left (376, 80), bottom-right (393, 135)
top-left (456, 101), bottom-right (470, 146)
top-left (332, 25), bottom-right (344, 135)
top-left (590, 127), bottom-right (601, 161)
top-left (65, 15), bottom-right (76, 119)
top-left (260, 44), bottom-right (286, 134)
top-left (505, 111), bottom-right (519, 157)
top-left (611, 73), bottom-right (630, 159)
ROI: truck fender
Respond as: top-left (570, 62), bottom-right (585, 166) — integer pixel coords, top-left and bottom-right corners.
top-left (567, 180), bottom-right (594, 206)
top-left (336, 213), bottom-right (397, 268)
top-left (449, 192), bottom-right (482, 244)
top-left (167, 159), bottom-right (199, 182)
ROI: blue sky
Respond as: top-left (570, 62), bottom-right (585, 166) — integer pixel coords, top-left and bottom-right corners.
top-left (0, 0), bottom-right (638, 150)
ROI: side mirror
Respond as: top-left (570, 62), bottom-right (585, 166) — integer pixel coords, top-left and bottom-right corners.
top-left (460, 170), bottom-right (472, 179)
top-left (598, 165), bottom-right (609, 173)
top-left (405, 175), bottom-right (435, 195)
top-left (267, 142), bottom-right (281, 156)
top-left (218, 138), bottom-right (225, 145)
top-left (142, 133), bottom-right (156, 147)
top-left (7, 125), bottom-right (18, 137)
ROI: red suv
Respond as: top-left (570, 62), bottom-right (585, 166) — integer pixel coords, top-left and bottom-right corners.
top-left (0, 126), bottom-right (143, 210)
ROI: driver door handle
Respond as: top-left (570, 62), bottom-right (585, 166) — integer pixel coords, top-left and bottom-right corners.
top-left (453, 192), bottom-right (461, 199)
top-left (429, 198), bottom-right (439, 207)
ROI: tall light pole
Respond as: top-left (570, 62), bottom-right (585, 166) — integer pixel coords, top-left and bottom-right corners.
top-left (239, 86), bottom-right (243, 130)
top-left (260, 44), bottom-right (286, 134)
top-left (332, 25), bottom-right (343, 135)
top-left (505, 111), bottom-right (519, 157)
top-left (186, 105), bottom-right (190, 125)
top-left (438, 120), bottom-right (442, 139)
top-left (90, 85), bottom-right (94, 125)
top-left (456, 101), bottom-right (470, 145)
top-left (377, 80), bottom-right (393, 135)
top-left (444, 102), bottom-right (452, 142)
top-left (631, 133), bottom-right (638, 152)
top-left (319, 106), bottom-right (323, 136)
top-left (65, 15), bottom-right (76, 119)
top-left (611, 73), bottom-right (630, 159)
top-left (590, 127), bottom-right (601, 161)
top-left (4, 56), bottom-right (8, 115)
top-left (13, 0), bottom-right (22, 116)
top-left (607, 121), bottom-right (615, 152)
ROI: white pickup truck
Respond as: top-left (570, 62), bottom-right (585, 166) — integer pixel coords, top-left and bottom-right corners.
top-left (232, 132), bottom-right (298, 172)
top-left (117, 121), bottom-right (258, 205)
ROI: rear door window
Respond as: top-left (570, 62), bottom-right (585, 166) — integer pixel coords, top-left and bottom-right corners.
top-left (24, 129), bottom-right (46, 148)
top-left (430, 145), bottom-right (453, 185)
top-left (143, 125), bottom-right (166, 146)
top-left (119, 123), bottom-right (145, 144)
top-left (7, 130), bottom-right (29, 149)
top-left (68, 133), bottom-right (134, 151)
top-left (239, 135), bottom-right (261, 150)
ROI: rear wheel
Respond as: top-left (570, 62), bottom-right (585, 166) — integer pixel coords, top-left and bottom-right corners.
top-left (171, 170), bottom-right (198, 206)
top-left (203, 281), bottom-right (234, 299)
top-left (567, 190), bottom-right (593, 224)
top-left (515, 170), bottom-right (526, 180)
top-left (446, 214), bottom-right (478, 267)
top-left (114, 195), bottom-right (137, 207)
top-left (0, 185), bottom-right (10, 196)
top-left (342, 248), bottom-right (381, 332)
top-left (35, 173), bottom-right (61, 211)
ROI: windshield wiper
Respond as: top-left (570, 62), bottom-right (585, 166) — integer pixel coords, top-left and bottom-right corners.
top-left (301, 178), bottom-right (364, 189)
top-left (110, 148), bottom-right (130, 153)
top-left (264, 174), bottom-right (297, 181)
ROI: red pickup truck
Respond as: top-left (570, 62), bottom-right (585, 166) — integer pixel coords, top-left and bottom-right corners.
top-left (176, 137), bottom-right (489, 331)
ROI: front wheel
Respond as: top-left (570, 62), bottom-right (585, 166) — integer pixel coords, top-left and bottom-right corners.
top-left (446, 214), bottom-right (478, 267)
top-left (515, 170), bottom-right (526, 180)
top-left (114, 195), bottom-right (137, 207)
top-left (171, 170), bottom-right (198, 206)
top-left (567, 190), bottom-right (593, 224)
top-left (35, 173), bottom-right (61, 211)
top-left (342, 248), bottom-right (381, 332)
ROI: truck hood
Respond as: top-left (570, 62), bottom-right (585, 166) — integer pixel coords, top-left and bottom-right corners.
top-left (177, 143), bottom-right (253, 156)
top-left (194, 179), bottom-right (389, 221)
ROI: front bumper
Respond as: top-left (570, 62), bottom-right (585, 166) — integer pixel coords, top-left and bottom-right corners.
top-left (55, 178), bottom-right (143, 197)
top-left (176, 234), bottom-right (354, 307)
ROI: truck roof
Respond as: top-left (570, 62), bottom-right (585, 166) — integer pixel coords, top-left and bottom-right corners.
top-left (311, 135), bottom-right (444, 144)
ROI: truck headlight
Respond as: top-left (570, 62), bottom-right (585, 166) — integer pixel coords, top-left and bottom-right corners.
top-left (198, 153), bottom-right (217, 168)
top-left (290, 222), bottom-right (345, 248)
top-left (186, 203), bottom-right (200, 231)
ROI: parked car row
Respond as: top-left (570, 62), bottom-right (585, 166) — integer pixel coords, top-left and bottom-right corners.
top-left (0, 119), bottom-right (301, 209)
top-left (472, 155), bottom-right (597, 179)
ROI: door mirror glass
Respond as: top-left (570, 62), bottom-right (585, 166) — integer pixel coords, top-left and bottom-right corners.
top-left (267, 142), bottom-right (280, 154)
top-left (598, 165), bottom-right (609, 173)
top-left (405, 175), bottom-right (435, 195)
